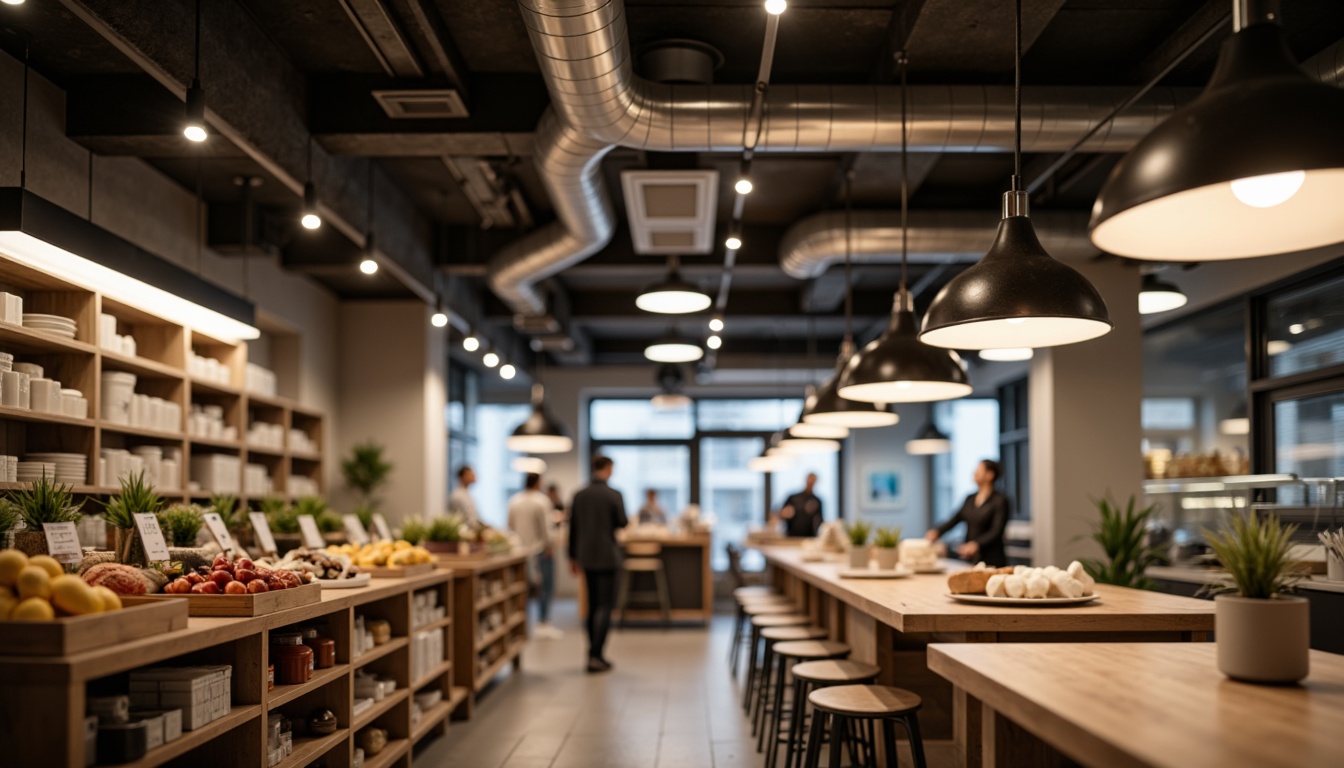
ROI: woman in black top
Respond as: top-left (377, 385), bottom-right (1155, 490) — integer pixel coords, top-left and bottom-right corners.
top-left (925, 459), bottom-right (1010, 565)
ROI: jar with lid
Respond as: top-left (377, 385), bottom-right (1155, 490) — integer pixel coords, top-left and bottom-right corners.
top-left (271, 632), bottom-right (314, 685)
top-left (305, 636), bottom-right (336, 669)
top-left (367, 619), bottom-right (392, 646)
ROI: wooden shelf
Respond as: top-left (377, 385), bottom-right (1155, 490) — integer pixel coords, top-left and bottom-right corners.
top-left (245, 444), bottom-right (285, 458)
top-left (474, 640), bottom-right (525, 692)
top-left (189, 377), bottom-right (240, 397)
top-left (353, 636), bottom-right (408, 669)
top-left (354, 688), bottom-right (408, 731)
top-left (0, 321), bottom-right (97, 355)
top-left (105, 704), bottom-right (261, 768)
top-left (475, 614), bottom-right (525, 653)
top-left (288, 450), bottom-right (322, 463)
top-left (276, 728), bottom-right (347, 768)
top-left (247, 391), bottom-right (289, 409)
top-left (100, 349), bottom-right (184, 380)
top-left (267, 663), bottom-right (350, 710)
top-left (99, 421), bottom-right (185, 441)
top-left (447, 686), bottom-right (469, 713)
top-left (364, 738), bottom-right (410, 768)
top-left (409, 700), bottom-right (454, 743)
top-left (412, 658), bottom-right (453, 691)
top-left (0, 404), bottom-right (94, 428)
top-left (475, 582), bottom-right (527, 613)
top-left (413, 615), bottom-right (452, 633)
top-left (0, 481), bottom-right (113, 494)
top-left (187, 435), bottom-right (242, 450)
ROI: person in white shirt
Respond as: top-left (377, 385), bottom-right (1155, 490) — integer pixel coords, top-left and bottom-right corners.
top-left (508, 473), bottom-right (561, 638)
top-left (448, 465), bottom-right (480, 528)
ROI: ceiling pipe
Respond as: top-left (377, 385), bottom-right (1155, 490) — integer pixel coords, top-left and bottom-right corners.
top-left (488, 0), bottom-right (1195, 316)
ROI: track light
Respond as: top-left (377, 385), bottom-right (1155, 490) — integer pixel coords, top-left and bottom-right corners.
top-left (431, 310), bottom-right (448, 328)
top-left (183, 82), bottom-right (207, 143)
top-left (483, 351), bottom-right (500, 368)
top-left (707, 335), bottom-right (722, 350)
top-left (500, 363), bottom-right (516, 380)
top-left (709, 316), bottom-right (724, 333)
top-left (359, 258), bottom-right (378, 275)
top-left (463, 335), bottom-right (480, 352)
top-left (725, 235), bottom-right (743, 250)
top-left (300, 181), bottom-right (321, 230)
top-left (735, 178), bottom-right (753, 195)
top-left (764, 0), bottom-right (787, 15)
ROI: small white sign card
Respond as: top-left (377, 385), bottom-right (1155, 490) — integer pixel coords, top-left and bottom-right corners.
top-left (133, 512), bottom-right (172, 563)
top-left (202, 512), bottom-right (236, 555)
top-left (298, 514), bottom-right (325, 549)
top-left (42, 522), bottom-right (83, 564)
top-left (372, 513), bottom-right (393, 543)
top-left (342, 514), bottom-right (371, 545)
top-left (250, 511), bottom-right (279, 555)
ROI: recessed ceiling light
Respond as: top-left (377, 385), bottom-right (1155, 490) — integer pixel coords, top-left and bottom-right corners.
top-left (735, 178), bottom-right (753, 195)
top-left (725, 235), bottom-right (742, 250)
top-left (359, 258), bottom-right (378, 275)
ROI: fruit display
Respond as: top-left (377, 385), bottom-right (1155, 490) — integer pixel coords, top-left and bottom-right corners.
top-left (328, 540), bottom-right (432, 568)
top-left (256, 548), bottom-right (360, 581)
top-left (161, 553), bottom-right (313, 595)
top-left (0, 549), bottom-right (124, 620)
top-left (82, 563), bottom-right (154, 596)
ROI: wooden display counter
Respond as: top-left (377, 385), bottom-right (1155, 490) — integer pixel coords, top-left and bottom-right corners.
top-left (0, 571), bottom-right (469, 768)
top-left (760, 545), bottom-right (1216, 768)
top-left (445, 552), bottom-right (529, 719)
top-left (572, 533), bottom-right (715, 624)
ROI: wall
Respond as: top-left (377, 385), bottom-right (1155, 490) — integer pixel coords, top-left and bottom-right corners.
top-left (843, 402), bottom-right (931, 533)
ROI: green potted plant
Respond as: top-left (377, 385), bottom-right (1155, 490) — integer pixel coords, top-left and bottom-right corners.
top-left (263, 496), bottom-right (301, 552)
top-left (209, 494), bottom-right (248, 544)
top-left (1079, 494), bottom-right (1163, 589)
top-left (0, 496), bottom-right (19, 549)
top-left (400, 516), bottom-right (429, 546)
top-left (424, 515), bottom-right (465, 554)
top-left (342, 441), bottom-right (392, 529)
top-left (158, 504), bottom-right (206, 547)
top-left (873, 526), bottom-right (902, 570)
top-left (1203, 512), bottom-right (1308, 684)
top-left (845, 519), bottom-right (872, 569)
top-left (10, 473), bottom-right (82, 556)
top-left (102, 471), bottom-right (164, 565)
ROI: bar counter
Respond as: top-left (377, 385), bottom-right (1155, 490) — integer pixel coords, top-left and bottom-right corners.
top-left (577, 531), bottom-right (714, 623)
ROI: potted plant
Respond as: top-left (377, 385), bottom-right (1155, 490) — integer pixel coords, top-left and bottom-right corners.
top-left (0, 496), bottom-right (19, 549)
top-left (342, 441), bottom-right (392, 529)
top-left (1319, 529), bottom-right (1344, 582)
top-left (1204, 512), bottom-right (1308, 684)
top-left (209, 494), bottom-right (249, 547)
top-left (845, 519), bottom-right (872, 569)
top-left (400, 516), bottom-right (429, 546)
top-left (873, 526), bottom-right (902, 570)
top-left (264, 497), bottom-right (301, 553)
top-left (102, 471), bottom-right (164, 565)
top-left (158, 504), bottom-right (206, 548)
top-left (10, 472), bottom-right (82, 556)
top-left (1079, 494), bottom-right (1163, 589)
top-left (424, 515), bottom-right (465, 554)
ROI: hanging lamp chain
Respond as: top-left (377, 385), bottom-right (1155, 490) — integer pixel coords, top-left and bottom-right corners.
top-left (899, 49), bottom-right (909, 295)
top-left (843, 172), bottom-right (854, 345)
top-left (20, 42), bottom-right (29, 190)
top-left (193, 0), bottom-right (201, 81)
top-left (1012, 0), bottom-right (1022, 193)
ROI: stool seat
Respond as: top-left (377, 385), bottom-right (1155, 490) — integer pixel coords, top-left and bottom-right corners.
top-left (739, 593), bottom-right (791, 602)
top-left (761, 626), bottom-right (829, 642)
top-left (790, 660), bottom-right (881, 683)
top-left (808, 684), bottom-right (922, 717)
top-left (744, 603), bottom-right (797, 616)
top-left (735, 586), bottom-right (778, 597)
top-left (772, 640), bottom-right (851, 660)
top-left (623, 558), bottom-right (664, 572)
top-left (751, 614), bottom-right (811, 628)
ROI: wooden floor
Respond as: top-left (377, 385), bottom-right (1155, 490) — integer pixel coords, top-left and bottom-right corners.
top-left (414, 599), bottom-right (953, 767)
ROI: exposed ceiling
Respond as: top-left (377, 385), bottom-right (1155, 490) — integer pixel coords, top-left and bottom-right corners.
top-left (3, 0), bottom-right (1344, 373)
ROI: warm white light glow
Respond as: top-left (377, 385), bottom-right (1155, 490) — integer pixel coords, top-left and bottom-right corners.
top-left (789, 422), bottom-right (849, 440)
top-left (749, 453), bottom-right (796, 472)
top-left (183, 125), bottom-right (207, 143)
top-left (508, 434), bottom-right (574, 454)
top-left (644, 341), bottom-right (704, 363)
top-left (1139, 288), bottom-right (1187, 315)
top-left (359, 258), bottom-right (379, 275)
top-left (725, 235), bottom-right (743, 250)
top-left (500, 363), bottom-right (516, 379)
top-left (512, 456), bottom-right (548, 474)
top-left (921, 317), bottom-right (1112, 351)
top-left (1231, 171), bottom-right (1305, 208)
top-left (1, 0), bottom-right (27, 6)
top-left (1267, 339), bottom-right (1291, 356)
top-left (1289, 323), bottom-right (1305, 335)
top-left (838, 379), bottom-right (973, 404)
top-left (709, 317), bottom-right (724, 332)
top-left (1220, 417), bottom-right (1250, 436)
top-left (301, 213), bottom-right (322, 230)
top-left (1005, 318), bottom-right (1027, 325)
top-left (483, 352), bottom-right (500, 368)
top-left (463, 335), bottom-right (480, 352)
top-left (735, 178), bottom-right (753, 195)
top-left (803, 409), bottom-right (899, 428)
top-left (776, 437), bottom-right (841, 454)
top-left (636, 288), bottom-right (713, 314)
top-left (706, 335), bottom-right (722, 350)
top-left (764, 0), bottom-right (787, 15)
top-left (430, 311), bottom-right (448, 328)
top-left (0, 231), bottom-right (259, 343)
top-left (979, 348), bottom-right (1034, 362)
top-left (651, 393), bottom-right (692, 411)
top-left (907, 437), bottom-right (952, 455)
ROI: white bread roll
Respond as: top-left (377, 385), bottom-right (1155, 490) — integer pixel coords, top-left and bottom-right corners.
top-left (1025, 573), bottom-right (1050, 599)
top-left (1005, 574), bottom-right (1026, 598)
top-left (986, 574), bottom-right (1008, 597)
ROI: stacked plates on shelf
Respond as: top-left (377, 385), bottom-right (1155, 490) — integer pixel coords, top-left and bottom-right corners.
top-left (22, 313), bottom-right (77, 339)
top-left (16, 461), bottom-right (58, 483)
top-left (24, 453), bottom-right (87, 484)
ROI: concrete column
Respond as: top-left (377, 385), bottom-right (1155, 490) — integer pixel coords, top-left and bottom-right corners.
top-left (338, 301), bottom-right (447, 522)
top-left (1029, 259), bottom-right (1143, 565)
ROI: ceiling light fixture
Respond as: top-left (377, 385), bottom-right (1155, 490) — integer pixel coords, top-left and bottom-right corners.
top-left (511, 456), bottom-right (548, 474)
top-left (1138, 273), bottom-right (1188, 315)
top-left (706, 334), bottom-right (722, 350)
top-left (789, 420), bottom-right (848, 440)
top-left (635, 255), bottom-right (712, 314)
top-left (709, 315), bottom-right (724, 332)
top-left (1266, 339), bottom-right (1291, 355)
top-left (979, 348), bottom-right (1034, 362)
top-left (500, 363), bottom-right (516, 380)
top-left (921, 0), bottom-right (1110, 351)
top-left (508, 383), bottom-right (575, 454)
top-left (764, 0), bottom-right (787, 15)
top-left (735, 178), bottom-right (753, 195)
top-left (906, 422), bottom-right (953, 455)
top-left (359, 258), bottom-right (378, 275)
top-left (183, 0), bottom-right (207, 143)
top-left (1219, 403), bottom-right (1250, 436)
top-left (644, 329), bottom-right (704, 363)
top-left (463, 334), bottom-right (480, 352)
top-left (838, 57), bottom-right (972, 404)
top-left (483, 351), bottom-right (500, 368)
top-left (300, 137), bottom-right (322, 230)
top-left (431, 309), bottom-right (448, 328)
top-left (1090, 1), bottom-right (1344, 261)
top-left (651, 392), bottom-right (692, 410)
top-left (1, 1), bottom-right (27, 6)
top-left (749, 451), bottom-right (796, 473)
top-left (725, 234), bottom-right (743, 251)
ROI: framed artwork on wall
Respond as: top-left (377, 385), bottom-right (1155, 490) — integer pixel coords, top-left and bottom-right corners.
top-left (863, 467), bottom-right (904, 509)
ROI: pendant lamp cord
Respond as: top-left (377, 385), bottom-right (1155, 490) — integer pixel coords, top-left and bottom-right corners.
top-left (843, 173), bottom-right (854, 347)
top-left (899, 50), bottom-right (909, 293)
top-left (1011, 0), bottom-right (1023, 192)
top-left (193, 0), bottom-right (201, 81)
top-left (366, 158), bottom-right (374, 235)
top-left (20, 43), bottom-right (29, 190)
top-left (195, 149), bottom-right (203, 274)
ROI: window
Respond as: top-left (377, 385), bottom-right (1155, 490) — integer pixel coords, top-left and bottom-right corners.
top-left (1274, 392), bottom-right (1344, 479)
top-left (701, 437), bottom-right (766, 570)
top-left (931, 399), bottom-right (1001, 528)
top-left (697, 398), bottom-right (802, 432)
top-left (998, 378), bottom-right (1030, 520)
top-left (590, 399), bottom-right (694, 440)
top-left (1142, 398), bottom-right (1197, 431)
top-left (1264, 274), bottom-right (1344, 378)
top-left (468, 404), bottom-right (532, 529)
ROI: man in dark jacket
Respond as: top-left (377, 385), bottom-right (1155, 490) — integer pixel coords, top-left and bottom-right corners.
top-left (568, 455), bottom-right (628, 672)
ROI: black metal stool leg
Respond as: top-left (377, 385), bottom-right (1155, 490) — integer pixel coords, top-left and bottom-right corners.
top-left (881, 719), bottom-right (899, 768)
top-left (729, 605), bottom-right (744, 671)
top-left (784, 677), bottom-right (808, 768)
top-left (902, 715), bottom-right (927, 768)
top-left (828, 714), bottom-right (846, 768)
top-left (765, 657), bottom-right (790, 768)
top-left (760, 650), bottom-right (786, 753)
top-left (753, 642), bottom-right (775, 738)
top-left (803, 709), bottom-right (826, 768)
top-left (862, 718), bottom-right (877, 767)
top-left (743, 626), bottom-right (761, 709)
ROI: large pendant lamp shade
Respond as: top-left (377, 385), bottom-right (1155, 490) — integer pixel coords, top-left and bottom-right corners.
top-left (803, 342), bottom-right (900, 428)
top-left (749, 452), bottom-right (796, 473)
top-left (1138, 273), bottom-right (1188, 315)
top-left (906, 422), bottom-right (952, 455)
top-left (644, 329), bottom-right (704, 363)
top-left (839, 290), bottom-right (972, 403)
top-left (508, 384), bottom-right (574, 454)
top-left (635, 255), bottom-right (713, 314)
top-left (1090, 6), bottom-right (1344, 261)
top-left (789, 420), bottom-right (849, 440)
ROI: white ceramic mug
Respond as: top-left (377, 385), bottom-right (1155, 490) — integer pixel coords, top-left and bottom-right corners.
top-left (0, 371), bottom-right (14, 408)
top-left (30, 379), bottom-right (59, 413)
top-left (15, 371), bottom-right (30, 409)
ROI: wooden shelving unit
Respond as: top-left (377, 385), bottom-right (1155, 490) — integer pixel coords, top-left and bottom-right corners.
top-left (448, 553), bottom-right (529, 720)
top-left (0, 254), bottom-right (325, 505)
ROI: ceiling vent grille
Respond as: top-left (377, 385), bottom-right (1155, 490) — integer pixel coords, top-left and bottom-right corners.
top-left (620, 170), bottom-right (720, 255)
top-left (371, 89), bottom-right (469, 119)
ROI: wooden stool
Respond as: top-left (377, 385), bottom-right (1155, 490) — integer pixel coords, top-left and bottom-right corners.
top-left (741, 602), bottom-right (802, 702)
top-left (780, 660), bottom-right (881, 768)
top-left (802, 685), bottom-right (927, 768)
top-left (743, 613), bottom-right (810, 716)
top-left (734, 585), bottom-right (779, 599)
top-left (757, 641), bottom-right (851, 756)
top-left (616, 542), bottom-right (671, 627)
top-left (731, 593), bottom-right (784, 674)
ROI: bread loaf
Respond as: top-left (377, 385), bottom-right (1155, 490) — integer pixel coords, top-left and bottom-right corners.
top-left (947, 566), bottom-right (1014, 594)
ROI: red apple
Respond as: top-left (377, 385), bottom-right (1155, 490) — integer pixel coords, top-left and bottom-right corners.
top-left (167, 578), bottom-right (191, 594)
top-left (209, 570), bottom-right (234, 588)
top-left (247, 580), bottom-right (269, 594)
top-left (191, 581), bottom-right (221, 594)
top-left (236, 569), bottom-right (258, 583)
top-left (236, 558), bottom-right (255, 572)
top-left (265, 577), bottom-right (285, 591)
top-left (254, 567), bottom-right (273, 579)
top-left (224, 580), bottom-right (248, 595)
top-left (185, 572), bottom-right (205, 585)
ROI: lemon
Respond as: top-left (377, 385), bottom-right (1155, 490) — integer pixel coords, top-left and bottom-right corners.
top-left (91, 585), bottom-right (123, 612)
top-left (0, 550), bottom-right (28, 587)
top-left (11, 596), bottom-right (55, 621)
top-left (0, 592), bottom-right (18, 619)
top-left (27, 555), bottom-right (64, 579)
top-left (51, 575), bottom-right (103, 615)
top-left (16, 565), bottom-right (52, 601)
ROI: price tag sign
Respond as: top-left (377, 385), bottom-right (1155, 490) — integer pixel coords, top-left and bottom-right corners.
top-left (250, 512), bottom-right (279, 555)
top-left (372, 513), bottom-right (393, 543)
top-left (202, 512), bottom-right (235, 555)
top-left (42, 522), bottom-right (82, 564)
top-left (133, 513), bottom-right (172, 563)
top-left (298, 514), bottom-right (325, 549)
top-left (342, 514), bottom-right (370, 545)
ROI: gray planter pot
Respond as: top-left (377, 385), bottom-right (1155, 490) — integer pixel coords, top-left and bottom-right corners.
top-left (1215, 594), bottom-right (1309, 684)
top-left (847, 545), bottom-right (871, 569)
top-left (874, 547), bottom-right (900, 570)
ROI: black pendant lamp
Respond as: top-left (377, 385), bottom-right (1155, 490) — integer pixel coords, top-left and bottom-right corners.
top-left (508, 383), bottom-right (574, 454)
top-left (1090, 0), bottom-right (1344, 261)
top-left (1138, 273), bottom-right (1188, 315)
top-left (636, 255), bottom-right (712, 314)
top-left (838, 56), bottom-right (972, 404)
top-left (920, 0), bottom-right (1111, 351)
top-left (906, 422), bottom-right (952, 455)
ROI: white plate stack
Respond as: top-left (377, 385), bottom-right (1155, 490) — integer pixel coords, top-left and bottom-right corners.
top-left (102, 372), bottom-right (137, 425)
top-left (22, 313), bottom-right (77, 339)
top-left (0, 455), bottom-right (16, 482)
top-left (287, 476), bottom-right (319, 497)
top-left (243, 463), bottom-right (273, 496)
top-left (100, 449), bottom-right (146, 486)
top-left (188, 352), bottom-right (231, 385)
top-left (131, 446), bottom-right (163, 486)
top-left (0, 292), bottom-right (23, 324)
top-left (25, 453), bottom-right (87, 484)
top-left (245, 363), bottom-right (277, 397)
top-left (16, 461), bottom-right (58, 484)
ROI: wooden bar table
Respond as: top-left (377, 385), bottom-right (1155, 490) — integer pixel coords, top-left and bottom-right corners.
top-left (760, 546), bottom-right (1216, 767)
top-left (929, 642), bottom-right (1344, 768)
top-left (575, 532), bottom-right (714, 624)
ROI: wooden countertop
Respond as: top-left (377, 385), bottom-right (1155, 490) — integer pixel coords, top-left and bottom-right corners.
top-left (619, 531), bottom-right (712, 546)
top-left (761, 545), bottom-right (1214, 634)
top-left (928, 642), bottom-right (1344, 768)
top-left (1149, 564), bottom-right (1344, 595)
top-left (435, 550), bottom-right (529, 574)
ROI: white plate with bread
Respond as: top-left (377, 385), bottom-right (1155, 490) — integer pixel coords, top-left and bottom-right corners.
top-left (946, 561), bottom-right (1099, 606)
top-left (838, 567), bottom-right (912, 579)
top-left (948, 593), bottom-right (1099, 606)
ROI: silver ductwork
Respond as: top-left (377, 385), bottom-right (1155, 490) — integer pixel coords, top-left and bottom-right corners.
top-left (490, 0), bottom-right (1195, 315)
top-left (779, 210), bottom-right (1095, 280)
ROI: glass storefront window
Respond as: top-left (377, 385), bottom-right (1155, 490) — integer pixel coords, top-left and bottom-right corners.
top-left (602, 444), bottom-right (692, 525)
top-left (701, 437), bottom-right (766, 570)
top-left (931, 399), bottom-right (1001, 526)
top-left (590, 399), bottom-right (694, 440)
top-left (697, 398), bottom-right (803, 432)
top-left (1265, 274), bottom-right (1344, 378)
top-left (467, 404), bottom-right (532, 529)
top-left (1274, 392), bottom-right (1344, 480)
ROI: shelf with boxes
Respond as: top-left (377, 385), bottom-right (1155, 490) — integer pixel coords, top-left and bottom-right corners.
top-left (448, 553), bottom-right (528, 718)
